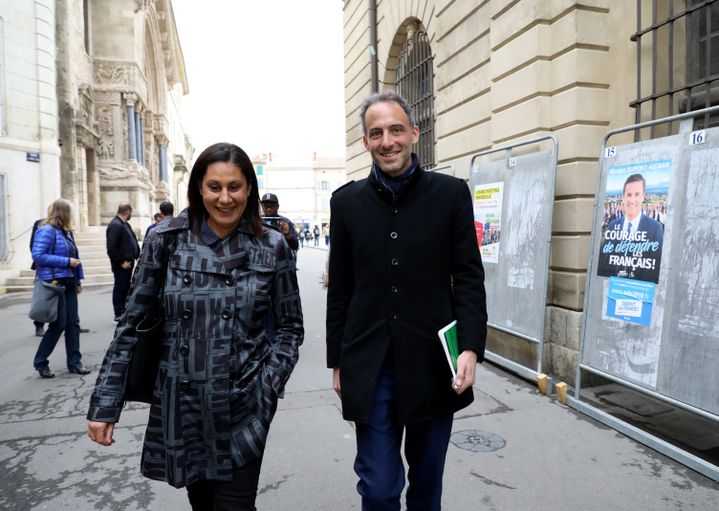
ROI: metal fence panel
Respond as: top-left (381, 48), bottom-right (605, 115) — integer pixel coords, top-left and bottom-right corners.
top-left (469, 136), bottom-right (557, 369)
top-left (581, 122), bottom-right (719, 417)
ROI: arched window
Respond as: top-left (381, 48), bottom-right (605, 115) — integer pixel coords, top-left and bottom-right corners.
top-left (396, 30), bottom-right (435, 168)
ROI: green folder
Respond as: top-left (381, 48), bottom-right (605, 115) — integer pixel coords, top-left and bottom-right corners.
top-left (438, 320), bottom-right (459, 377)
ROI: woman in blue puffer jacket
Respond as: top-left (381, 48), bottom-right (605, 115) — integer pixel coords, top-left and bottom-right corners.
top-left (31, 198), bottom-right (89, 378)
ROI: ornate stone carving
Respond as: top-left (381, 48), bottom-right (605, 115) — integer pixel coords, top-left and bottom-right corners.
top-left (134, 0), bottom-right (151, 13)
top-left (95, 63), bottom-right (132, 87)
top-left (122, 92), bottom-right (138, 105)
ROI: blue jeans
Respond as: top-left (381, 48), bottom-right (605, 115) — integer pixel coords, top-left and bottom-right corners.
top-left (354, 368), bottom-right (453, 511)
top-left (33, 284), bottom-right (82, 370)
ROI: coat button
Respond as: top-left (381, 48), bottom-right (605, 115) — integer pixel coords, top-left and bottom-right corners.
top-left (390, 313), bottom-right (398, 320)
top-left (393, 208), bottom-right (398, 214)
top-left (221, 308), bottom-right (232, 320)
top-left (391, 286), bottom-right (398, 294)
top-left (182, 308), bottom-right (192, 320)
top-left (179, 345), bottom-right (189, 356)
top-left (180, 380), bottom-right (189, 391)
top-left (391, 258), bottom-right (399, 266)
top-left (390, 232), bottom-right (398, 239)
top-left (224, 276), bottom-right (234, 286)
top-left (182, 275), bottom-right (192, 285)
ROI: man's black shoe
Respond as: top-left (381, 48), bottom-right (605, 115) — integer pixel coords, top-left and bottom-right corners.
top-left (69, 366), bottom-right (91, 375)
top-left (35, 325), bottom-right (44, 337)
top-left (38, 368), bottom-right (55, 378)
top-left (79, 327), bottom-right (90, 333)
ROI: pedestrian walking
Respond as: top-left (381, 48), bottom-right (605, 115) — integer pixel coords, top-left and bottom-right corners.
top-left (313, 225), bottom-right (320, 246)
top-left (322, 223), bottom-right (330, 246)
top-left (30, 213), bottom-right (91, 337)
top-left (326, 92), bottom-right (487, 510)
top-left (31, 199), bottom-right (90, 378)
top-left (106, 202), bottom-right (140, 321)
top-left (298, 227), bottom-right (305, 247)
top-left (87, 142), bottom-right (304, 511)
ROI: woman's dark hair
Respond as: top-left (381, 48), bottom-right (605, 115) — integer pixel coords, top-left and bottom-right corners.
top-left (187, 142), bottom-right (263, 236)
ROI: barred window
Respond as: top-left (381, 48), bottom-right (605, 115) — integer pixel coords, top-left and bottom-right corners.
top-left (631, 0), bottom-right (719, 138)
top-left (396, 30), bottom-right (435, 168)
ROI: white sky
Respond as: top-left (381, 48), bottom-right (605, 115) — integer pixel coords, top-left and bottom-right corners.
top-left (171, 0), bottom-right (346, 163)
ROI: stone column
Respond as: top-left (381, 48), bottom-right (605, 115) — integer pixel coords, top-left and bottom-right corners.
top-left (134, 111), bottom-right (143, 165)
top-left (139, 115), bottom-right (146, 166)
top-left (124, 93), bottom-right (137, 160)
top-left (159, 143), bottom-right (167, 181)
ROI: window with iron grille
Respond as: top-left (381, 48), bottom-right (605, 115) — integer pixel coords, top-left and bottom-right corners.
top-left (631, 0), bottom-right (719, 138)
top-left (396, 30), bottom-right (435, 168)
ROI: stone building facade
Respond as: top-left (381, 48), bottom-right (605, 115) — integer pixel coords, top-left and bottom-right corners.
top-left (0, 0), bottom-right (191, 286)
top-left (342, 0), bottom-right (713, 384)
top-left (0, 0), bottom-right (62, 285)
top-left (57, 0), bottom-right (191, 232)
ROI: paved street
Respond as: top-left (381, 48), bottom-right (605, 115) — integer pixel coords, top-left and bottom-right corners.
top-left (0, 247), bottom-right (716, 510)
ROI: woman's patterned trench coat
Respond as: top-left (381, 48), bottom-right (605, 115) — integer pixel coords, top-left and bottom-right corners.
top-left (88, 210), bottom-right (303, 488)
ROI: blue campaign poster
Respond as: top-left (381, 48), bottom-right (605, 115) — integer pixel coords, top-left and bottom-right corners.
top-left (606, 277), bottom-right (656, 327)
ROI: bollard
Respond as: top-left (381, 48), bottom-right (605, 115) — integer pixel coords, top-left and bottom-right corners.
top-left (537, 373), bottom-right (548, 395)
top-left (555, 382), bottom-right (568, 405)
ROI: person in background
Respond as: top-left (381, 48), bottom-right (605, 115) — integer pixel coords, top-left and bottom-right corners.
top-left (259, 193), bottom-right (299, 252)
top-left (145, 201), bottom-right (175, 239)
top-left (32, 199), bottom-right (90, 378)
top-left (87, 142), bottom-right (304, 511)
top-left (326, 92), bottom-right (487, 510)
top-left (106, 203), bottom-right (140, 321)
top-left (298, 226), bottom-right (305, 247)
top-left (30, 213), bottom-right (90, 337)
top-left (144, 213), bottom-right (162, 240)
top-left (313, 225), bottom-right (320, 246)
top-left (322, 223), bottom-right (330, 246)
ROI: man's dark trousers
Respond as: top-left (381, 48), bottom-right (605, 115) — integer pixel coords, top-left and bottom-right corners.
top-left (354, 367), bottom-right (453, 511)
top-left (111, 262), bottom-right (133, 317)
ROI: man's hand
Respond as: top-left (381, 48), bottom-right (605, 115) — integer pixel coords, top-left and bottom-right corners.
top-left (87, 421), bottom-right (115, 446)
top-left (121, 261), bottom-right (131, 270)
top-left (69, 257), bottom-right (81, 268)
top-left (452, 350), bottom-right (478, 394)
top-left (332, 367), bottom-right (341, 398)
top-left (279, 221), bottom-right (290, 236)
top-left (76, 285), bottom-right (83, 294)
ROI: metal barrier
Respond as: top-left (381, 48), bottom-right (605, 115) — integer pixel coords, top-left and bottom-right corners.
top-left (468, 135), bottom-right (558, 384)
top-left (569, 106), bottom-right (719, 482)
top-left (426, 163), bottom-right (455, 176)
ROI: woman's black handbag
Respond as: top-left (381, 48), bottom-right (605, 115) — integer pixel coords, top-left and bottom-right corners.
top-left (124, 243), bottom-right (171, 404)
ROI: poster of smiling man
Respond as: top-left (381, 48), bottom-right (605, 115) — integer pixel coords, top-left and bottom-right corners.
top-left (596, 160), bottom-right (671, 285)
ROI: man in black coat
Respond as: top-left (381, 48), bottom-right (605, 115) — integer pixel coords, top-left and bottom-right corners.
top-left (106, 203), bottom-right (139, 321)
top-left (326, 92), bottom-right (487, 510)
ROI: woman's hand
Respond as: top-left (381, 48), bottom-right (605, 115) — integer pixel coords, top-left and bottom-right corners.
top-left (69, 257), bottom-right (81, 267)
top-left (87, 421), bottom-right (116, 446)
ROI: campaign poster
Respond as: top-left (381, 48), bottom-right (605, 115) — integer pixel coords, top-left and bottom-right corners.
top-left (596, 160), bottom-right (671, 284)
top-left (606, 277), bottom-right (656, 327)
top-left (473, 182), bottom-right (503, 264)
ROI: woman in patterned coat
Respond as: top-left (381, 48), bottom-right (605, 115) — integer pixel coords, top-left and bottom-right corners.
top-left (87, 143), bottom-right (304, 510)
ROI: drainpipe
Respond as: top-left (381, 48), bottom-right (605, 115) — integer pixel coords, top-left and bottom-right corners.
top-left (369, 0), bottom-right (378, 93)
